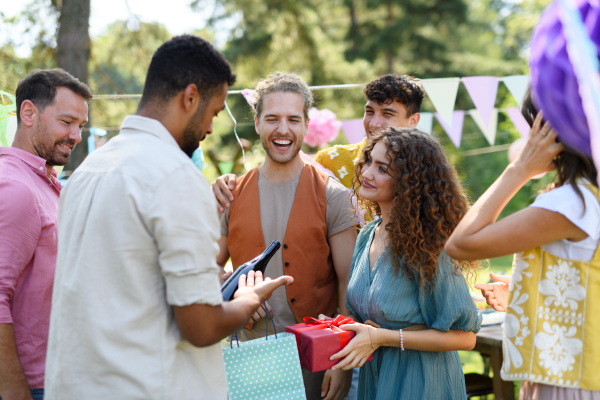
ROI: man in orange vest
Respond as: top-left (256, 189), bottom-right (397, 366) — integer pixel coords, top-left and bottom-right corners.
top-left (212, 74), bottom-right (424, 209)
top-left (216, 72), bottom-right (357, 400)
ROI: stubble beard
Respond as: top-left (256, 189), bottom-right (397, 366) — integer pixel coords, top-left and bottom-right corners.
top-left (261, 134), bottom-right (303, 165)
top-left (181, 100), bottom-right (208, 158)
top-left (32, 123), bottom-right (75, 166)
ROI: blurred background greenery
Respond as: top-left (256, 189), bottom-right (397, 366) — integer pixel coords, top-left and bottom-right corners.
top-left (0, 0), bottom-right (555, 219)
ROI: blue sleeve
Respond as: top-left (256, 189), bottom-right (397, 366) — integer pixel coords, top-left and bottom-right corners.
top-left (417, 252), bottom-right (482, 333)
top-left (344, 220), bottom-right (378, 322)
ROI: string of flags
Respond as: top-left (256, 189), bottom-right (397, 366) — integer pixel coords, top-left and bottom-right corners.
top-left (341, 75), bottom-right (531, 148)
top-left (0, 75), bottom-right (531, 151)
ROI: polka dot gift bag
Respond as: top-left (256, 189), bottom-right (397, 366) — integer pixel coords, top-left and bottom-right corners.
top-left (223, 305), bottom-right (306, 400)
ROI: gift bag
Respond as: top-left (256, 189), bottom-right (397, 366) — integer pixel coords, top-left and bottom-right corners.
top-left (223, 305), bottom-right (306, 400)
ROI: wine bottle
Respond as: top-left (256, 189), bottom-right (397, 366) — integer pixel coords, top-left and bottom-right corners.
top-left (221, 240), bottom-right (281, 301)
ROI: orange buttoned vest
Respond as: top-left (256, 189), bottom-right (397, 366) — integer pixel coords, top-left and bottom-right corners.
top-left (228, 164), bottom-right (337, 323)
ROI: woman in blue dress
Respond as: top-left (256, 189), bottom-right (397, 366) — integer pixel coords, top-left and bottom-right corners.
top-left (329, 127), bottom-right (482, 399)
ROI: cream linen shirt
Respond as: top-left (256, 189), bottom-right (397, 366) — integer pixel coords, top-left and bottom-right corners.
top-left (45, 116), bottom-right (226, 399)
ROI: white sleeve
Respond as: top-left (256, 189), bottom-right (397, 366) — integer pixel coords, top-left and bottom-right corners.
top-left (146, 164), bottom-right (223, 307)
top-left (531, 184), bottom-right (600, 241)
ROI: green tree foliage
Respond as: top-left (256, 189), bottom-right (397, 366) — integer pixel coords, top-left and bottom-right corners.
top-left (1, 0), bottom-right (555, 211)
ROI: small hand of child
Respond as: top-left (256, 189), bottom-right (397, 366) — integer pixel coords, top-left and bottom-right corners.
top-left (474, 273), bottom-right (511, 312)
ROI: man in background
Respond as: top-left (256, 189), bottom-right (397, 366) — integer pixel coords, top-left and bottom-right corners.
top-left (0, 69), bottom-right (91, 400)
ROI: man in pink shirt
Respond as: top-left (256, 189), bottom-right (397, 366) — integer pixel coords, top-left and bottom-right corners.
top-left (0, 69), bottom-right (91, 400)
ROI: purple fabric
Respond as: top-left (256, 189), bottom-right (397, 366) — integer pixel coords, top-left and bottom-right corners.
top-left (0, 147), bottom-right (61, 389)
top-left (530, 0), bottom-right (600, 157)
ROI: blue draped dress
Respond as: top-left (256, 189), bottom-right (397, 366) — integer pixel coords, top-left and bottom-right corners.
top-left (346, 220), bottom-right (482, 400)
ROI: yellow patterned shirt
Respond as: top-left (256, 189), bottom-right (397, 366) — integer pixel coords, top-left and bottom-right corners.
top-left (314, 138), bottom-right (367, 190)
top-left (502, 184), bottom-right (600, 390)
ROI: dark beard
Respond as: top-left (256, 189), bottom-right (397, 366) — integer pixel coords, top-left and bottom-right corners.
top-left (32, 124), bottom-right (76, 166)
top-left (181, 100), bottom-right (208, 158)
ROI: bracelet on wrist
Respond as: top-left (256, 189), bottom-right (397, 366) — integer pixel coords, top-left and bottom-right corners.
top-left (399, 328), bottom-right (404, 351)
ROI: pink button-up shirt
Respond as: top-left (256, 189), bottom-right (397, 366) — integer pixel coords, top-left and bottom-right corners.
top-left (0, 147), bottom-right (61, 389)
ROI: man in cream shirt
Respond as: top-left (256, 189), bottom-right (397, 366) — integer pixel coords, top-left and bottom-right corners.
top-left (45, 35), bottom-right (292, 400)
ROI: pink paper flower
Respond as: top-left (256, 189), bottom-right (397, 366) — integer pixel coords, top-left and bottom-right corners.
top-left (305, 108), bottom-right (342, 147)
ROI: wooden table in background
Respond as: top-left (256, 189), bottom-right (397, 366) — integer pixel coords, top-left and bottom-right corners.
top-left (474, 326), bottom-right (515, 400)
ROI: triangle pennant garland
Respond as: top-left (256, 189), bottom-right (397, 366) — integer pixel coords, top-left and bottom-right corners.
top-left (435, 111), bottom-right (465, 148)
top-left (342, 118), bottom-right (366, 144)
top-left (502, 75), bottom-right (530, 106)
top-left (422, 78), bottom-right (460, 128)
top-left (470, 109), bottom-right (499, 145)
top-left (3, 116), bottom-right (16, 147)
top-left (505, 107), bottom-right (531, 138)
top-left (416, 112), bottom-right (433, 134)
top-left (462, 76), bottom-right (499, 127)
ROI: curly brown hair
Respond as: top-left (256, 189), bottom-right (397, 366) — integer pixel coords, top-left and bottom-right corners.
top-left (363, 74), bottom-right (425, 116)
top-left (352, 127), bottom-right (478, 286)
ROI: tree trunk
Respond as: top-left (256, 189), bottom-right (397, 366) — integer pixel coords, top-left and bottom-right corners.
top-left (56, 0), bottom-right (91, 172)
top-left (386, 1), bottom-right (394, 74)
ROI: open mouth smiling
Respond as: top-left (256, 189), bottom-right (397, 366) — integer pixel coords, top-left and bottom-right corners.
top-left (272, 138), bottom-right (293, 151)
top-left (58, 143), bottom-right (73, 153)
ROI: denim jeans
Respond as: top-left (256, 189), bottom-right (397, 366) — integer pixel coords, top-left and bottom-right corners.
top-left (0, 388), bottom-right (43, 400)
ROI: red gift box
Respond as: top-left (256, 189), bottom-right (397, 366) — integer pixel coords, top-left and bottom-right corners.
top-left (285, 315), bottom-right (373, 372)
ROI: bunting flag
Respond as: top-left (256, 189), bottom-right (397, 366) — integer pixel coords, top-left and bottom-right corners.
top-left (435, 111), bottom-right (465, 148)
top-left (416, 112), bottom-right (433, 134)
top-left (470, 109), bottom-right (499, 145)
top-left (0, 91), bottom-right (16, 147)
top-left (422, 78), bottom-right (460, 128)
top-left (3, 116), bottom-right (17, 147)
top-left (502, 75), bottom-right (530, 107)
top-left (342, 118), bottom-right (366, 144)
top-left (506, 107), bottom-right (531, 138)
top-left (462, 76), bottom-right (499, 127)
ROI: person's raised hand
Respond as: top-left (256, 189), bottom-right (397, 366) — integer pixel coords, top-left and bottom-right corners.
top-left (212, 174), bottom-right (237, 212)
top-left (234, 270), bottom-right (293, 304)
top-left (474, 273), bottom-right (511, 312)
top-left (512, 111), bottom-right (564, 179)
top-left (330, 323), bottom-right (377, 371)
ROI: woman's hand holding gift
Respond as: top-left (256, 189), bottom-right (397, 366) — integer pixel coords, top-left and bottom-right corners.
top-left (330, 323), bottom-right (378, 370)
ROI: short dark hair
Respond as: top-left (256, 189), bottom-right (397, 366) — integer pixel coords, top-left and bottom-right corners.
top-left (16, 69), bottom-right (92, 123)
top-left (140, 35), bottom-right (236, 106)
top-left (364, 74), bottom-right (425, 116)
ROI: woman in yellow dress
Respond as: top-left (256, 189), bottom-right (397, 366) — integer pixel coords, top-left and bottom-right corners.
top-left (446, 92), bottom-right (600, 399)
